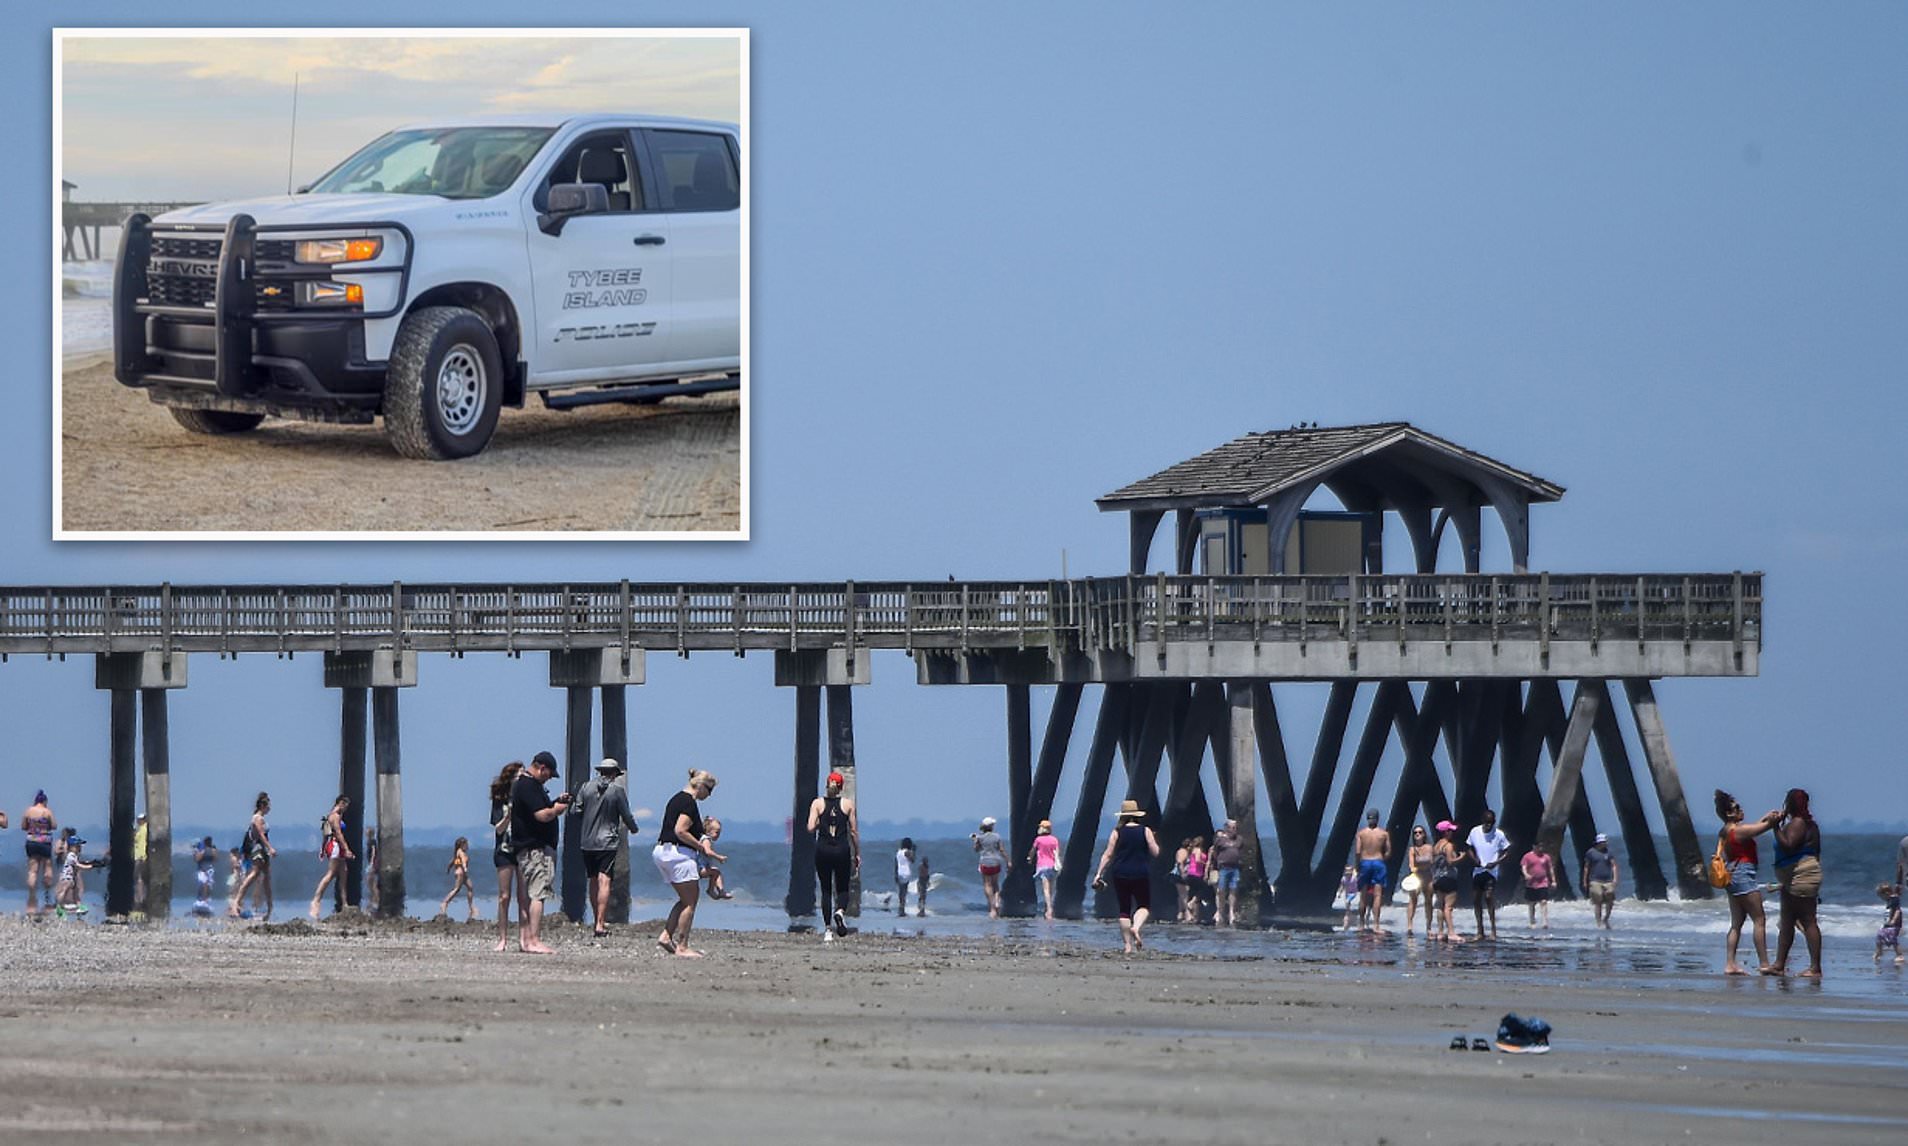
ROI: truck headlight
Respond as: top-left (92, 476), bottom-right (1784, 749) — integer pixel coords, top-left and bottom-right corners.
top-left (295, 237), bottom-right (383, 264)
top-left (300, 280), bottom-right (365, 306)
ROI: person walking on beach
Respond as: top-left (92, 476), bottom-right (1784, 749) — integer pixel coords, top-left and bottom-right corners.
top-left (489, 761), bottom-right (523, 951)
top-left (1875, 884), bottom-right (1902, 965)
top-left (1029, 820), bottom-right (1063, 921)
top-left (1401, 825), bottom-right (1433, 936)
top-left (22, 791), bottom-right (57, 917)
top-left (972, 816), bottom-right (1008, 919)
top-left (1520, 845), bottom-right (1556, 929)
top-left (1093, 800), bottom-right (1160, 954)
top-left (808, 771), bottom-right (860, 939)
top-left (1211, 820), bottom-right (1245, 928)
top-left (573, 757), bottom-right (640, 938)
top-left (193, 836), bottom-right (219, 915)
top-left (230, 793), bottom-right (275, 919)
top-left (652, 769), bottom-right (721, 957)
top-left (1581, 834), bottom-right (1620, 929)
top-left (1714, 789), bottom-right (1779, 975)
top-left (310, 795), bottom-right (355, 919)
top-left (1430, 821), bottom-right (1465, 943)
top-left (1770, 788), bottom-right (1823, 979)
top-left (894, 837), bottom-right (917, 917)
top-left (440, 837), bottom-right (476, 921)
top-left (1354, 809), bottom-right (1391, 933)
top-left (1465, 809), bottom-right (1510, 940)
top-left (916, 852), bottom-right (932, 916)
top-left (511, 751), bottom-right (572, 955)
top-left (1182, 837), bottom-right (1212, 924)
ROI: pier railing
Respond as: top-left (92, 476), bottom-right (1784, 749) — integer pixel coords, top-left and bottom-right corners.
top-left (0, 574), bottom-right (1760, 658)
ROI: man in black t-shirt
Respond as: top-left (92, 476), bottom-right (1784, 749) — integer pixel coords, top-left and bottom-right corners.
top-left (510, 750), bottom-right (571, 954)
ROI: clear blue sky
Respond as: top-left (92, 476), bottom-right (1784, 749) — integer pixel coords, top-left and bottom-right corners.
top-left (13, 4), bottom-right (1906, 846)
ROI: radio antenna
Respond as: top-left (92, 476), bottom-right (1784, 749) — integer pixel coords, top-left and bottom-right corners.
top-left (285, 72), bottom-right (301, 194)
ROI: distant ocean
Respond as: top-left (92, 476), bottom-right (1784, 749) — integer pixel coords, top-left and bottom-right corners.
top-left (60, 227), bottom-right (117, 358)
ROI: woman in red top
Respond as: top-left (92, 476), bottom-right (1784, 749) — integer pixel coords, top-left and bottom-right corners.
top-left (1714, 788), bottom-right (1781, 976)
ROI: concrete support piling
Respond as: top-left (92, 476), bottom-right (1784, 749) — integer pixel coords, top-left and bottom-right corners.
top-left (107, 688), bottom-right (137, 920)
top-left (1008, 683), bottom-right (1081, 917)
top-left (562, 684), bottom-right (592, 924)
top-left (601, 684), bottom-right (631, 925)
top-left (1534, 682), bottom-right (1601, 884)
top-left (785, 684), bottom-right (821, 925)
top-left (1624, 678), bottom-right (1711, 900)
top-left (371, 686), bottom-right (405, 919)
top-left (1224, 682), bottom-right (1266, 923)
top-left (825, 684), bottom-right (860, 916)
top-left (1058, 684), bottom-right (1128, 918)
top-left (139, 689), bottom-right (172, 918)
top-left (1002, 684), bottom-right (1034, 915)
top-left (337, 687), bottom-right (367, 910)
top-left (1591, 680), bottom-right (1668, 900)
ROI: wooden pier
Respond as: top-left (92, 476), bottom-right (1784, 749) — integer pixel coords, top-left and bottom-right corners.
top-left (0, 422), bottom-right (1766, 930)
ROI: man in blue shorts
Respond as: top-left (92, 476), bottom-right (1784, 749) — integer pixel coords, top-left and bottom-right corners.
top-left (1467, 809), bottom-right (1511, 940)
top-left (1354, 809), bottom-right (1392, 933)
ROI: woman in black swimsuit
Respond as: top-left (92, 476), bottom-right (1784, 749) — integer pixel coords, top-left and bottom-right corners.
top-left (807, 770), bottom-right (860, 939)
top-left (489, 761), bottom-right (523, 953)
top-left (1092, 800), bottom-right (1160, 954)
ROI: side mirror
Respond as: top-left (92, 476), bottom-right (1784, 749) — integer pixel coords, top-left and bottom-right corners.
top-left (295, 183), bottom-right (312, 194)
top-left (538, 183), bottom-right (610, 236)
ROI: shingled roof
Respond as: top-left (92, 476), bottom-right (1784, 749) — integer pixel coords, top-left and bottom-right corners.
top-left (1096, 422), bottom-right (1564, 512)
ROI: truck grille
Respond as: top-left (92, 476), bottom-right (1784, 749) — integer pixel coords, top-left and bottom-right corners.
top-left (146, 234), bottom-right (221, 309)
top-left (142, 234), bottom-right (300, 311)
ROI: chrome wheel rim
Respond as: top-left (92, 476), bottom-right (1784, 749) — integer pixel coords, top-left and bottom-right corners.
top-left (436, 345), bottom-right (485, 435)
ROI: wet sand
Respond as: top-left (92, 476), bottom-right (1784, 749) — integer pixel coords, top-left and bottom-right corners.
top-left (2, 916), bottom-right (1904, 1144)
top-left (57, 356), bottom-right (742, 534)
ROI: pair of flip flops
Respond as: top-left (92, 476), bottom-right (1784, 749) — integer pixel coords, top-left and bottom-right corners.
top-left (1447, 1035), bottom-right (1551, 1054)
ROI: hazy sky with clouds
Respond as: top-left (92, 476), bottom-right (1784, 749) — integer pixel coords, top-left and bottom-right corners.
top-left (60, 34), bottom-right (741, 200)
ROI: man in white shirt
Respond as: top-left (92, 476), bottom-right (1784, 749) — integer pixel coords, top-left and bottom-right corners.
top-left (1466, 809), bottom-right (1511, 940)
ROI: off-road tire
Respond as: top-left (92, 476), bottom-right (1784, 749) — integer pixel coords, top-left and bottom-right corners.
top-left (168, 407), bottom-right (266, 435)
top-left (383, 305), bottom-right (504, 460)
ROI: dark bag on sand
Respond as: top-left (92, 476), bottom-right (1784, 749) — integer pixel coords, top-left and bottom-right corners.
top-left (1497, 1013), bottom-right (1552, 1047)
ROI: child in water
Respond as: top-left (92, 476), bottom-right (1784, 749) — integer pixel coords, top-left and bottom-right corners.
top-left (440, 837), bottom-right (476, 921)
top-left (1877, 884), bottom-right (1903, 965)
top-left (1339, 864), bottom-right (1360, 931)
top-left (699, 818), bottom-right (733, 899)
top-left (193, 837), bottom-right (219, 914)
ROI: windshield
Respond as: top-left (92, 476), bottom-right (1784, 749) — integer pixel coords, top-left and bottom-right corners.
top-left (306, 127), bottom-right (554, 200)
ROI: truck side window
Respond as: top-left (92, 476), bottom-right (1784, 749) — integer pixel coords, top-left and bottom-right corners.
top-left (539, 131), bottom-right (642, 212)
top-left (647, 131), bottom-right (739, 212)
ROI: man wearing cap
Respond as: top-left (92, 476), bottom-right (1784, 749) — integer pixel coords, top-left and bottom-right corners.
top-left (1353, 809), bottom-right (1391, 933)
top-left (1582, 833), bottom-right (1620, 929)
top-left (572, 758), bottom-right (639, 939)
top-left (510, 751), bottom-right (573, 955)
top-left (1465, 809), bottom-right (1511, 940)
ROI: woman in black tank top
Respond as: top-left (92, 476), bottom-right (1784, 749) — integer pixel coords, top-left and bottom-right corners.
top-left (807, 771), bottom-right (860, 939)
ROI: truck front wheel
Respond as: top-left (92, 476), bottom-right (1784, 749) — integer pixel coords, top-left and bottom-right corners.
top-left (383, 306), bottom-right (504, 460)
top-left (169, 408), bottom-right (266, 435)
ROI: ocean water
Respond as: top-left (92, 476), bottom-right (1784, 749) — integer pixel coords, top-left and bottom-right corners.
top-left (61, 240), bottom-right (116, 358)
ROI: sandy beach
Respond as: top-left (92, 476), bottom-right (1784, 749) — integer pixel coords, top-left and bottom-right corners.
top-left (56, 355), bottom-right (742, 534)
top-left (3, 916), bottom-right (1904, 1145)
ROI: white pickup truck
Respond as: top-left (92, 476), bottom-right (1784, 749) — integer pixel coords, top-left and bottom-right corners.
top-left (112, 114), bottom-right (741, 459)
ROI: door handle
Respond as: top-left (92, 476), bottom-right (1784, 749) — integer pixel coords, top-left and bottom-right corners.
top-left (633, 235), bottom-right (666, 246)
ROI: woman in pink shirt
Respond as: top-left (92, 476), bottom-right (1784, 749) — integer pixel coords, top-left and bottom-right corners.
top-left (1027, 819), bottom-right (1063, 920)
top-left (1520, 846), bottom-right (1556, 929)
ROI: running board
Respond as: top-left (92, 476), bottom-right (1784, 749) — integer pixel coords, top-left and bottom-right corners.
top-left (539, 376), bottom-right (739, 411)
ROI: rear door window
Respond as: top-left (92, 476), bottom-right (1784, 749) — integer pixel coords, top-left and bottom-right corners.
top-left (643, 130), bottom-right (739, 212)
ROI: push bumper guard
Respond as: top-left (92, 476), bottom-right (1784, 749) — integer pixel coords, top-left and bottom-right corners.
top-left (112, 213), bottom-right (413, 413)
